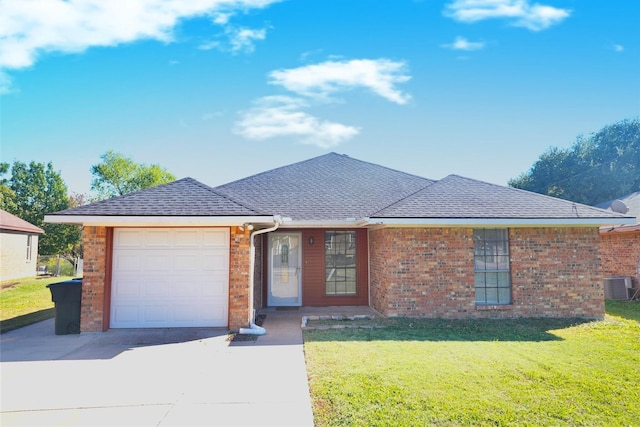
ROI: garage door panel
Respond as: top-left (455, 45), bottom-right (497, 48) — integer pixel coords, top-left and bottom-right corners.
top-left (112, 305), bottom-right (139, 324)
top-left (203, 279), bottom-right (226, 297)
top-left (110, 228), bottom-right (230, 328)
top-left (145, 230), bottom-right (172, 247)
top-left (175, 230), bottom-right (200, 247)
top-left (203, 230), bottom-right (229, 246)
top-left (113, 253), bottom-right (143, 271)
top-left (116, 230), bottom-right (145, 247)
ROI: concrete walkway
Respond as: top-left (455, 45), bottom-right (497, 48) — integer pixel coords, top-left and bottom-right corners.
top-left (1, 314), bottom-right (314, 427)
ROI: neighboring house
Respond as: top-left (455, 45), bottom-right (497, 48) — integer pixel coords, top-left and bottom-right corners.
top-left (45, 153), bottom-right (634, 332)
top-left (596, 192), bottom-right (640, 288)
top-left (0, 209), bottom-right (45, 281)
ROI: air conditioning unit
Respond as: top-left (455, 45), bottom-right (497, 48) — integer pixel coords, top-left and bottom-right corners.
top-left (604, 276), bottom-right (633, 300)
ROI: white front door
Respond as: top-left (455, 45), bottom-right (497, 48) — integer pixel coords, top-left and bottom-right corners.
top-left (268, 233), bottom-right (302, 306)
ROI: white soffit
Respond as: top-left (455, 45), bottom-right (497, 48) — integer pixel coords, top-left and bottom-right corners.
top-left (44, 215), bottom-right (275, 227)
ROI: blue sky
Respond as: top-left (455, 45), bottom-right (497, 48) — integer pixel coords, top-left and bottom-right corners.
top-left (1, 0), bottom-right (638, 196)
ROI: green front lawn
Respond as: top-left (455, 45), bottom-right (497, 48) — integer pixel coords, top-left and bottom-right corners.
top-left (0, 276), bottom-right (73, 333)
top-left (304, 303), bottom-right (640, 426)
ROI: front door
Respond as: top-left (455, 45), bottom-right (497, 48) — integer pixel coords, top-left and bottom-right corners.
top-left (268, 233), bottom-right (302, 306)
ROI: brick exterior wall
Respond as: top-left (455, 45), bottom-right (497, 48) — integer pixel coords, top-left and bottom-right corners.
top-left (599, 231), bottom-right (640, 287)
top-left (81, 226), bottom-right (108, 332)
top-left (369, 227), bottom-right (604, 319)
top-left (229, 226), bottom-right (251, 330)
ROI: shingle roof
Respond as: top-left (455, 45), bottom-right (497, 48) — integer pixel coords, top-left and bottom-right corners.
top-left (595, 191), bottom-right (640, 223)
top-left (52, 178), bottom-right (265, 216)
top-left (373, 175), bottom-right (629, 219)
top-left (214, 153), bottom-right (435, 221)
top-left (48, 153), bottom-right (632, 224)
top-left (0, 210), bottom-right (44, 234)
top-left (595, 191), bottom-right (640, 232)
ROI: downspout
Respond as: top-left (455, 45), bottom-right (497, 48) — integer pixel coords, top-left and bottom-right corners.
top-left (239, 215), bottom-right (281, 335)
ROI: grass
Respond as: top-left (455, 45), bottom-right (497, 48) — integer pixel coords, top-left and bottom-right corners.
top-left (0, 276), bottom-right (73, 333)
top-left (304, 302), bottom-right (640, 426)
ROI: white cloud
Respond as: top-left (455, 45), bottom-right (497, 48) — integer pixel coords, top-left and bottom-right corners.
top-left (444, 0), bottom-right (571, 31)
top-left (0, 70), bottom-right (15, 94)
top-left (613, 44), bottom-right (624, 52)
top-left (268, 59), bottom-right (412, 104)
top-left (442, 36), bottom-right (486, 50)
top-left (0, 0), bottom-right (281, 70)
top-left (228, 27), bottom-right (267, 53)
top-left (234, 96), bottom-right (360, 148)
top-left (199, 25), bottom-right (267, 53)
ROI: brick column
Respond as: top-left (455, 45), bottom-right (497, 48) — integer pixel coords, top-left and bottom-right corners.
top-left (229, 226), bottom-right (251, 330)
top-left (81, 226), bottom-right (108, 332)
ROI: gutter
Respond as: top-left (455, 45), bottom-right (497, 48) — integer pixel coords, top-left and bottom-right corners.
top-left (369, 217), bottom-right (636, 227)
top-left (239, 215), bottom-right (283, 336)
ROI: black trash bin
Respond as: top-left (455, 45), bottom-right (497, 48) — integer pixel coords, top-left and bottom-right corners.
top-left (47, 278), bottom-right (82, 335)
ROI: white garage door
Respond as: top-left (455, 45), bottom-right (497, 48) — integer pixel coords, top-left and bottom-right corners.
top-left (110, 228), bottom-right (229, 328)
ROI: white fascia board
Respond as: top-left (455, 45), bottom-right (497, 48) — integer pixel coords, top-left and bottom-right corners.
top-left (278, 219), bottom-right (370, 228)
top-left (369, 217), bottom-right (637, 227)
top-left (44, 215), bottom-right (275, 227)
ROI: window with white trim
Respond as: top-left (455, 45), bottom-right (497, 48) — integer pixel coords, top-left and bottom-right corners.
top-left (26, 235), bottom-right (33, 262)
top-left (474, 229), bottom-right (511, 304)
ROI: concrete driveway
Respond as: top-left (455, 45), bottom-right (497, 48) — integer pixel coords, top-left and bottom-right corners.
top-left (1, 315), bottom-right (314, 427)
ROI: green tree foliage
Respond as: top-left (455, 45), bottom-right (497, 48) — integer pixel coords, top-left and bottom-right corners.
top-left (509, 118), bottom-right (640, 205)
top-left (90, 151), bottom-right (176, 199)
top-left (0, 162), bottom-right (18, 212)
top-left (3, 161), bottom-right (81, 256)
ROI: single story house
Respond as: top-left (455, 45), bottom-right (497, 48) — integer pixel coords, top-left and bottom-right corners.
top-left (596, 192), bottom-right (640, 290)
top-left (45, 153), bottom-right (635, 332)
top-left (1, 209), bottom-right (44, 281)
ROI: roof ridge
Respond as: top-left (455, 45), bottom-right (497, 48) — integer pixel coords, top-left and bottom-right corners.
top-left (216, 152), bottom-right (435, 189)
top-left (185, 177), bottom-right (267, 215)
top-left (370, 180), bottom-right (437, 216)
top-left (334, 153), bottom-right (437, 183)
top-left (215, 153), bottom-right (337, 189)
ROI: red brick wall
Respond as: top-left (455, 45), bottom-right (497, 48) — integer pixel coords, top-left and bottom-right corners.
top-left (81, 226), bottom-right (109, 332)
top-left (369, 227), bottom-right (604, 319)
top-left (229, 226), bottom-right (251, 330)
top-left (510, 228), bottom-right (602, 318)
top-left (369, 228), bottom-right (474, 318)
top-left (599, 231), bottom-right (640, 286)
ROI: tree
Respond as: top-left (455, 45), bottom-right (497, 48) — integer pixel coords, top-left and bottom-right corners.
top-left (90, 151), bottom-right (176, 199)
top-left (0, 162), bottom-right (17, 212)
top-left (5, 161), bottom-right (81, 256)
top-left (509, 118), bottom-right (640, 205)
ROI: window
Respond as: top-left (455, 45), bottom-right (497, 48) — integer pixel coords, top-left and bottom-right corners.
top-left (26, 235), bottom-right (33, 262)
top-left (474, 229), bottom-right (511, 304)
top-left (325, 231), bottom-right (357, 295)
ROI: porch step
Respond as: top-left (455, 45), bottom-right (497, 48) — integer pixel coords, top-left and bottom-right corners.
top-left (301, 314), bottom-right (378, 329)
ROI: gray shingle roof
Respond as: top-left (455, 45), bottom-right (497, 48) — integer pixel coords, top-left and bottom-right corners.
top-left (49, 153), bottom-right (632, 224)
top-left (214, 153), bottom-right (435, 221)
top-left (373, 175), bottom-right (629, 219)
top-left (52, 178), bottom-right (265, 216)
top-left (595, 191), bottom-right (640, 223)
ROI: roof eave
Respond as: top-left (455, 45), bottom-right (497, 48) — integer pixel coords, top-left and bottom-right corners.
top-left (369, 217), bottom-right (637, 227)
top-left (279, 218), bottom-right (370, 228)
top-left (44, 215), bottom-right (276, 227)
